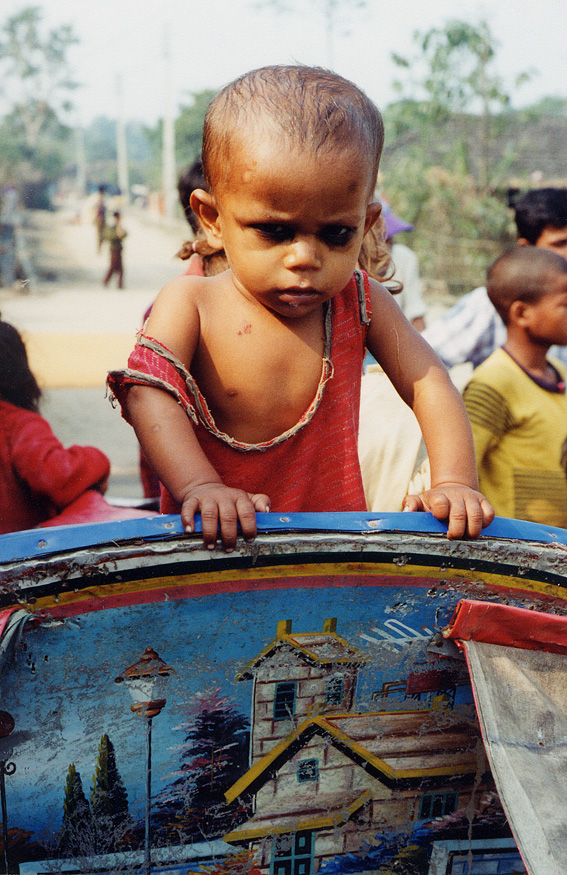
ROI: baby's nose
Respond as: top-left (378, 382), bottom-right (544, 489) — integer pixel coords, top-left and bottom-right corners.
top-left (283, 237), bottom-right (322, 270)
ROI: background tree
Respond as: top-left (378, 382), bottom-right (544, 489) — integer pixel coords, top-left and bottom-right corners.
top-left (0, 5), bottom-right (78, 147)
top-left (252, 0), bottom-right (367, 67)
top-left (175, 90), bottom-right (215, 167)
top-left (391, 19), bottom-right (530, 191)
top-left (59, 763), bottom-right (93, 858)
top-left (90, 734), bottom-right (130, 854)
top-left (153, 690), bottom-right (250, 843)
top-left (0, 5), bottom-right (79, 203)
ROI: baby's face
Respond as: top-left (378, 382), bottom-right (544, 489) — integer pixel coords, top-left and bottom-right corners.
top-left (208, 136), bottom-right (379, 318)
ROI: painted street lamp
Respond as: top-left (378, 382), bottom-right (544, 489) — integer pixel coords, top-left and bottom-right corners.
top-left (115, 648), bottom-right (174, 875)
top-left (0, 711), bottom-right (16, 875)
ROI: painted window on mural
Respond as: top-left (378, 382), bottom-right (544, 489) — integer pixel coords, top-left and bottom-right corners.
top-left (297, 759), bottom-right (319, 782)
top-left (450, 850), bottom-right (526, 874)
top-left (274, 681), bottom-right (296, 720)
top-left (419, 791), bottom-right (458, 819)
top-left (271, 830), bottom-right (313, 875)
top-left (326, 674), bottom-right (344, 705)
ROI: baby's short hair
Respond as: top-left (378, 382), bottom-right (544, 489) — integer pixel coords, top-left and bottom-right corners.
top-left (487, 246), bottom-right (567, 324)
top-left (202, 65), bottom-right (384, 194)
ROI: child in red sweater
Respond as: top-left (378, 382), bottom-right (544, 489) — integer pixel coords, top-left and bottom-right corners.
top-left (0, 321), bottom-right (110, 534)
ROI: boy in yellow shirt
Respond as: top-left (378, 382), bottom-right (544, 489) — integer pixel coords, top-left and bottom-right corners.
top-left (463, 247), bottom-right (567, 527)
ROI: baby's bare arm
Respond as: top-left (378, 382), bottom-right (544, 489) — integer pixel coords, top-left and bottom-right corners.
top-left (127, 385), bottom-right (270, 549)
top-left (133, 277), bottom-right (268, 548)
top-left (126, 384), bottom-right (269, 551)
top-left (365, 281), bottom-right (494, 538)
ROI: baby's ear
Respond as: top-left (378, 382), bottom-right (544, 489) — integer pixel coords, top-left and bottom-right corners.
top-left (364, 201), bottom-right (382, 235)
top-left (190, 189), bottom-right (224, 250)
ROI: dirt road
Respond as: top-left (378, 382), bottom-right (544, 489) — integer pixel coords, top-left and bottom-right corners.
top-left (0, 206), bottom-right (191, 498)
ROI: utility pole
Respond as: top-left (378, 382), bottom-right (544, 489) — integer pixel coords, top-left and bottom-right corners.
top-left (116, 74), bottom-right (129, 204)
top-left (75, 124), bottom-right (87, 199)
top-left (162, 22), bottom-right (177, 220)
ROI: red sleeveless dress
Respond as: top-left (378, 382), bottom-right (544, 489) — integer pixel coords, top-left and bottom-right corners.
top-left (108, 271), bottom-right (371, 513)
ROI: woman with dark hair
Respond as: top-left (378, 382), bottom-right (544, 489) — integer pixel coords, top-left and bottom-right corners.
top-left (0, 320), bottom-right (111, 533)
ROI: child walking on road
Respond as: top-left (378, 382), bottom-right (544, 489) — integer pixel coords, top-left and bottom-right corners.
top-left (108, 65), bottom-right (493, 549)
top-left (103, 211), bottom-right (127, 289)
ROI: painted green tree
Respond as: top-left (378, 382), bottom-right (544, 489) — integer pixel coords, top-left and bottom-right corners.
top-left (90, 734), bottom-right (130, 853)
top-left (59, 763), bottom-right (93, 857)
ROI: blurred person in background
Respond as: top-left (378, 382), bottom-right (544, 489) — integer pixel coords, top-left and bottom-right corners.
top-left (423, 188), bottom-right (567, 370)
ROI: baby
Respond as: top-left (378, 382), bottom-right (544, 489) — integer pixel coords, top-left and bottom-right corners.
top-left (108, 65), bottom-right (493, 549)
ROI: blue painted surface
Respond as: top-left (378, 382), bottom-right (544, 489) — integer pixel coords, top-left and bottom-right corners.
top-left (0, 511), bottom-right (566, 564)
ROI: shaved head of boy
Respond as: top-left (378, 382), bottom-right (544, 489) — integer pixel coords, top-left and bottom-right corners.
top-left (201, 65), bottom-right (384, 197)
top-left (487, 247), bottom-right (567, 325)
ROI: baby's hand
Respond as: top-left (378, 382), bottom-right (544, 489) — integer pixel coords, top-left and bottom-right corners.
top-left (181, 482), bottom-right (270, 551)
top-left (402, 482), bottom-right (494, 540)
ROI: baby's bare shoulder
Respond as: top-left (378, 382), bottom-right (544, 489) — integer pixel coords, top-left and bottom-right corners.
top-left (153, 273), bottom-right (212, 308)
top-left (145, 275), bottom-right (221, 364)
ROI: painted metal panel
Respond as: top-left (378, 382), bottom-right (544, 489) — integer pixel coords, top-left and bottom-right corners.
top-left (0, 512), bottom-right (557, 874)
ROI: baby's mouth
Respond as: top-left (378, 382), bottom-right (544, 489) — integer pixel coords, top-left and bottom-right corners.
top-left (279, 287), bottom-right (319, 304)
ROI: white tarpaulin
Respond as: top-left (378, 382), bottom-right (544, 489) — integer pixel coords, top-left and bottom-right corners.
top-left (445, 600), bottom-right (567, 875)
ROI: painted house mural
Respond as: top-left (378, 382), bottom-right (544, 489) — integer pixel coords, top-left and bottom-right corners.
top-left (222, 618), bottom-right (520, 875)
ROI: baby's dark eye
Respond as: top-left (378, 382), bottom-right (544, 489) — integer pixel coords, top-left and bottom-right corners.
top-left (253, 224), bottom-right (294, 242)
top-left (320, 226), bottom-right (355, 246)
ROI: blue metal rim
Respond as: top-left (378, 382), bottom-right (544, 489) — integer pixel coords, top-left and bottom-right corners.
top-left (1, 512), bottom-right (567, 564)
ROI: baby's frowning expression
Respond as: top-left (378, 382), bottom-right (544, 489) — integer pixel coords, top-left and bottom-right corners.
top-left (197, 135), bottom-right (380, 318)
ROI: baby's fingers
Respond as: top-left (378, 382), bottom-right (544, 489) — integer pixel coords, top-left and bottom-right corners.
top-left (181, 495), bottom-right (200, 536)
top-left (402, 494), bottom-right (428, 513)
top-left (199, 497), bottom-right (224, 549)
top-left (248, 493), bottom-right (271, 513)
top-left (481, 497), bottom-right (495, 528)
top-left (234, 494), bottom-right (259, 544)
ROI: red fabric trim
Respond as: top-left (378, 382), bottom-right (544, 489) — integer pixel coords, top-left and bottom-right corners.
top-left (38, 491), bottom-right (158, 527)
top-left (443, 599), bottom-right (567, 655)
top-left (0, 609), bottom-right (19, 639)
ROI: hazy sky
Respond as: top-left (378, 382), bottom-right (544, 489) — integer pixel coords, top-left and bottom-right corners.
top-left (4, 0), bottom-right (567, 125)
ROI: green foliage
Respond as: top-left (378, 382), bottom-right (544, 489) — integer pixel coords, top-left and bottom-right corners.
top-left (382, 18), bottom-right (535, 293)
top-left (81, 117), bottom-right (154, 190)
top-left (393, 20), bottom-right (511, 118)
top-left (383, 161), bottom-right (514, 295)
top-left (390, 19), bottom-right (532, 193)
top-left (175, 90), bottom-right (216, 166)
top-left (0, 5), bottom-right (78, 195)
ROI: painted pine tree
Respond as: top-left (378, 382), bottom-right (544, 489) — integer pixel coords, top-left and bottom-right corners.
top-left (90, 734), bottom-right (130, 853)
top-left (59, 763), bottom-right (94, 857)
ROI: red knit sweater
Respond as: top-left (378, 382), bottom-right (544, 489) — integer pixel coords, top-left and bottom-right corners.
top-left (0, 399), bottom-right (110, 534)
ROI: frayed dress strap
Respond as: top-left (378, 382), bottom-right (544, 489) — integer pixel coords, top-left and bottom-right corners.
top-left (107, 334), bottom-right (199, 426)
top-left (354, 268), bottom-right (371, 327)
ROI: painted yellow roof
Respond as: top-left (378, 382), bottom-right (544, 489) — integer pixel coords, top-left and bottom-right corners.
top-left (236, 631), bottom-right (367, 680)
top-left (225, 709), bottom-right (480, 803)
top-left (224, 790), bottom-right (371, 842)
